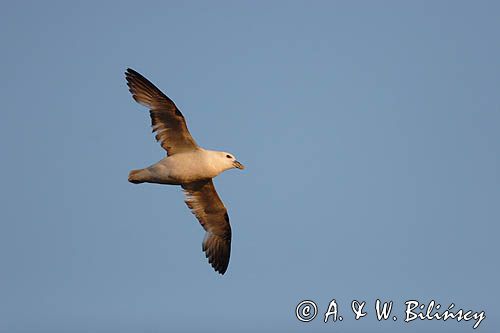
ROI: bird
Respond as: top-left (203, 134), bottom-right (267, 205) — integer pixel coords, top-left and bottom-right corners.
top-left (125, 68), bottom-right (245, 275)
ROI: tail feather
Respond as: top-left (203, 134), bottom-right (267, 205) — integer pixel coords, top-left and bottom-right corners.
top-left (128, 169), bottom-right (147, 184)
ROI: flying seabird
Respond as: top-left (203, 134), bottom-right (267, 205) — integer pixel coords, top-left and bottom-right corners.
top-left (125, 68), bottom-right (245, 275)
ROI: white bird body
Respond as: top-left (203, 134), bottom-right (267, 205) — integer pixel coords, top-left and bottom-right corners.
top-left (129, 148), bottom-right (238, 185)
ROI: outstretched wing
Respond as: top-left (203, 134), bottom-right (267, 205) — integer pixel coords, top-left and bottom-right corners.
top-left (125, 68), bottom-right (198, 155)
top-left (182, 180), bottom-right (232, 275)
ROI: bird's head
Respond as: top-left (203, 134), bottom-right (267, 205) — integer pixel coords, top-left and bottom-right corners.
top-left (219, 151), bottom-right (245, 171)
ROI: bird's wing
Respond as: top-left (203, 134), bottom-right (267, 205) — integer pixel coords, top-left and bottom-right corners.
top-left (182, 179), bottom-right (232, 275)
top-left (125, 68), bottom-right (198, 155)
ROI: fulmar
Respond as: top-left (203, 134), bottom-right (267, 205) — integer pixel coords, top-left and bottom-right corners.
top-left (125, 68), bottom-right (244, 275)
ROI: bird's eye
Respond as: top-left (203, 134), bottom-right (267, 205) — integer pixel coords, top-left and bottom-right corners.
top-left (226, 155), bottom-right (231, 159)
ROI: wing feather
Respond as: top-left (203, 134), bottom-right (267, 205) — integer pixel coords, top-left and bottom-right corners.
top-left (125, 68), bottom-right (198, 155)
top-left (182, 180), bottom-right (232, 275)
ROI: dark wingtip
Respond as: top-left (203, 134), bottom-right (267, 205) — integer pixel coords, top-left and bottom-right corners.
top-left (124, 68), bottom-right (171, 104)
top-left (202, 240), bottom-right (229, 275)
top-left (125, 68), bottom-right (140, 80)
top-left (126, 68), bottom-right (140, 76)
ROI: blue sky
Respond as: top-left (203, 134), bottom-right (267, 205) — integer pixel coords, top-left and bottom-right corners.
top-left (1, 1), bottom-right (499, 332)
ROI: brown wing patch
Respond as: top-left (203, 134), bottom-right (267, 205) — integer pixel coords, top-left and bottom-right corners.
top-left (125, 68), bottom-right (198, 155)
top-left (182, 180), bottom-right (232, 275)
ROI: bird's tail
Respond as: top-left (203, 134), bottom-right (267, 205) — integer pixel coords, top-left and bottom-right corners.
top-left (128, 169), bottom-right (148, 184)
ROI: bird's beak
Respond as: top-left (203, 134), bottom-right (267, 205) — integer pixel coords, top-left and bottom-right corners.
top-left (233, 161), bottom-right (245, 170)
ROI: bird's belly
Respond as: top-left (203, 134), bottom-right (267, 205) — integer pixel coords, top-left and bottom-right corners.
top-left (157, 155), bottom-right (217, 184)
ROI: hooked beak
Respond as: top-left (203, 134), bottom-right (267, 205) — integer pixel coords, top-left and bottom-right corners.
top-left (233, 160), bottom-right (245, 170)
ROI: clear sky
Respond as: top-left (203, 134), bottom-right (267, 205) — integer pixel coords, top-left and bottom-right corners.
top-left (1, 1), bottom-right (499, 332)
